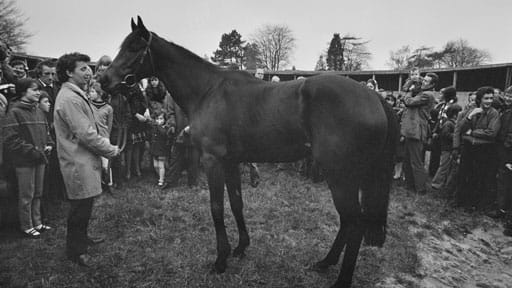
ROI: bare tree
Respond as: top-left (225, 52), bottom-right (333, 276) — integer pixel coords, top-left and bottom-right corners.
top-left (251, 24), bottom-right (295, 71)
top-left (314, 55), bottom-right (327, 71)
top-left (387, 45), bottom-right (412, 70)
top-left (389, 39), bottom-right (491, 70)
top-left (439, 39), bottom-right (490, 67)
top-left (326, 33), bottom-right (371, 71)
top-left (343, 37), bottom-right (371, 71)
top-left (0, 0), bottom-right (31, 51)
top-left (407, 46), bottom-right (434, 69)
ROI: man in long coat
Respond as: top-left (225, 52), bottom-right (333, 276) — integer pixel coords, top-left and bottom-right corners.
top-left (401, 73), bottom-right (438, 194)
top-left (54, 52), bottom-right (119, 266)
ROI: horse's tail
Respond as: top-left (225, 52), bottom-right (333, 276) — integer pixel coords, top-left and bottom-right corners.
top-left (360, 98), bottom-right (398, 247)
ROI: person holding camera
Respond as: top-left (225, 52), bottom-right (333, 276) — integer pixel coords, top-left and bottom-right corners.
top-left (401, 72), bottom-right (438, 194)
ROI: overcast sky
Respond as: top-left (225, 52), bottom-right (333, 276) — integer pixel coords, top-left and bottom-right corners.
top-left (16, 0), bottom-right (512, 70)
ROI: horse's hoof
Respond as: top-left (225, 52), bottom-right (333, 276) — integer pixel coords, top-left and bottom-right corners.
top-left (210, 261), bottom-right (227, 274)
top-left (309, 261), bottom-right (331, 273)
top-left (330, 280), bottom-right (352, 288)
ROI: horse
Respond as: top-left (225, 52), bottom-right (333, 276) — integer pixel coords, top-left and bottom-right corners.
top-left (100, 16), bottom-right (398, 288)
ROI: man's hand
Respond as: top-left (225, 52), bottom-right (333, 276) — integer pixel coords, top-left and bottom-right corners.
top-left (468, 107), bottom-right (483, 119)
top-left (112, 145), bottom-right (121, 157)
top-left (135, 113), bottom-right (146, 122)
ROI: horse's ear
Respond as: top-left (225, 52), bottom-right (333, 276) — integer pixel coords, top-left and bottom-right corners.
top-left (136, 16), bottom-right (150, 41)
top-left (131, 18), bottom-right (137, 32)
top-left (137, 16), bottom-right (146, 31)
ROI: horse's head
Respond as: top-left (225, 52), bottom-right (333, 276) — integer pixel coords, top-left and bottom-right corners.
top-left (100, 16), bottom-right (155, 93)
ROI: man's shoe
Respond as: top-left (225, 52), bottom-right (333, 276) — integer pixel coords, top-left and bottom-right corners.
top-left (87, 236), bottom-right (105, 246)
top-left (69, 254), bottom-right (93, 267)
top-left (157, 182), bottom-right (168, 190)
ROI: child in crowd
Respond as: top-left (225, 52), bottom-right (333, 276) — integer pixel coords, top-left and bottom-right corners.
top-left (89, 81), bottom-right (113, 191)
top-left (402, 67), bottom-right (423, 96)
top-left (38, 91), bottom-right (53, 224)
top-left (3, 78), bottom-right (53, 238)
top-left (149, 112), bottom-right (170, 188)
top-left (385, 94), bottom-right (406, 180)
top-left (366, 78), bottom-right (378, 91)
top-left (431, 104), bottom-right (462, 192)
top-left (38, 91), bottom-right (51, 114)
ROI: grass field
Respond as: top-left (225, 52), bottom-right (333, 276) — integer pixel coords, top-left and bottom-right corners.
top-left (0, 164), bottom-right (510, 288)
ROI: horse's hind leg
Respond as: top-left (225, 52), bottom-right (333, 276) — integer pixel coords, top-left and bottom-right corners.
top-left (204, 154), bottom-right (231, 273)
top-left (224, 162), bottom-right (250, 258)
top-left (316, 170), bottom-right (363, 288)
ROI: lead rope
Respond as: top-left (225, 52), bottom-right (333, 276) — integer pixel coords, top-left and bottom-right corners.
top-left (106, 93), bottom-right (128, 187)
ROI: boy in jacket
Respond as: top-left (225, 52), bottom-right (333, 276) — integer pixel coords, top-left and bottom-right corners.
top-left (3, 78), bottom-right (53, 238)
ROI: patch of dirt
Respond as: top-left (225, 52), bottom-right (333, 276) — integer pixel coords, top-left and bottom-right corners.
top-left (378, 186), bottom-right (512, 288)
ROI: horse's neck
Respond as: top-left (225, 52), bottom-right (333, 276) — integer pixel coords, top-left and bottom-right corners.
top-left (154, 42), bottom-right (220, 117)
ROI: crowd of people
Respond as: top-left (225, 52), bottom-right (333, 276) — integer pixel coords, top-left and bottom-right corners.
top-left (0, 43), bottom-right (511, 268)
top-left (369, 68), bottom-right (512, 237)
top-left (0, 47), bottom-right (204, 265)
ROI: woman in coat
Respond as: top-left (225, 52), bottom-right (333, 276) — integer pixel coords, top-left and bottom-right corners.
top-left (453, 86), bottom-right (500, 210)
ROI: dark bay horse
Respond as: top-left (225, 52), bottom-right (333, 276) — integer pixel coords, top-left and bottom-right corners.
top-left (101, 17), bottom-right (398, 288)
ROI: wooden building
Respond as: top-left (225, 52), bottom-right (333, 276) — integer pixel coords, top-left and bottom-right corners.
top-left (253, 62), bottom-right (512, 92)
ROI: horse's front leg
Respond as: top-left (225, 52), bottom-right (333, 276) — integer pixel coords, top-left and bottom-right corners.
top-left (204, 154), bottom-right (231, 273)
top-left (224, 162), bottom-right (249, 258)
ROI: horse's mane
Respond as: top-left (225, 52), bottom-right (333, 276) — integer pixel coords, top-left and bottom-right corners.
top-left (121, 30), bottom-right (257, 82)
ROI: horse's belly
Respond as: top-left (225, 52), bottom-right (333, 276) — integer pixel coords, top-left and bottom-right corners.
top-left (237, 130), bottom-right (308, 163)
top-left (242, 144), bottom-right (307, 163)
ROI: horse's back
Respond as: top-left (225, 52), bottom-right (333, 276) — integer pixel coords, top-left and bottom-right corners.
top-left (303, 75), bottom-right (388, 170)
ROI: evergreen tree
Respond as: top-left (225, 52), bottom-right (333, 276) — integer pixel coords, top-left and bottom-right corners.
top-left (326, 33), bottom-right (344, 71)
top-left (211, 30), bottom-right (245, 69)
